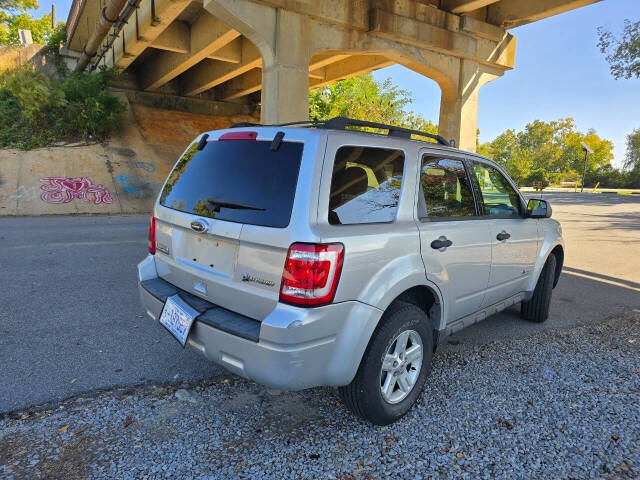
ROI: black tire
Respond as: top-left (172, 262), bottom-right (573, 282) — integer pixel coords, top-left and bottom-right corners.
top-left (521, 253), bottom-right (557, 323)
top-left (338, 301), bottom-right (434, 425)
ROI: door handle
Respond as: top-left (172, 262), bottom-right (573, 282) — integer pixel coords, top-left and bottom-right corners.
top-left (496, 231), bottom-right (511, 241)
top-left (431, 237), bottom-right (453, 250)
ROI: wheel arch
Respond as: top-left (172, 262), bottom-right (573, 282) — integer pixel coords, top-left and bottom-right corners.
top-left (393, 285), bottom-right (442, 330)
top-left (392, 285), bottom-right (443, 351)
top-left (369, 276), bottom-right (445, 357)
top-left (550, 244), bottom-right (564, 287)
top-left (527, 240), bottom-right (565, 294)
top-left (330, 276), bottom-right (444, 388)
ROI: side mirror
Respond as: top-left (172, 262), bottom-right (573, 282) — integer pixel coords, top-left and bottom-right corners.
top-left (526, 198), bottom-right (552, 218)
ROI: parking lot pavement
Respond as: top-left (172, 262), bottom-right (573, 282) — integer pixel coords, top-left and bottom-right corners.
top-left (0, 215), bottom-right (218, 414)
top-left (1, 193), bottom-right (639, 413)
top-left (445, 192), bottom-right (640, 348)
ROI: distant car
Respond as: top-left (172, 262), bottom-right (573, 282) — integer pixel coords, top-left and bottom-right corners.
top-left (137, 117), bottom-right (564, 425)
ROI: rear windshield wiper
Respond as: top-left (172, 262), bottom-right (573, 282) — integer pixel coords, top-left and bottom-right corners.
top-left (206, 198), bottom-right (265, 212)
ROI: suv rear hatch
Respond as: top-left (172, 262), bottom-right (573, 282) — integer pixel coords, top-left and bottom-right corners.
top-left (153, 133), bottom-right (305, 320)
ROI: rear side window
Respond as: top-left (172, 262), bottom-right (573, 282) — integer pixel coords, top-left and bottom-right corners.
top-left (420, 157), bottom-right (476, 218)
top-left (328, 146), bottom-right (405, 225)
top-left (160, 139), bottom-right (303, 228)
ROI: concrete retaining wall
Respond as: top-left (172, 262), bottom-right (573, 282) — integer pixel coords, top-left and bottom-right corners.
top-left (0, 45), bottom-right (44, 72)
top-left (0, 94), bottom-right (258, 216)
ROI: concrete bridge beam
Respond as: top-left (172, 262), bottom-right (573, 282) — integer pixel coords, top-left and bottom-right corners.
top-left (309, 55), bottom-right (394, 89)
top-left (205, 0), bottom-right (514, 132)
top-left (208, 38), bottom-right (243, 63)
top-left (215, 54), bottom-right (359, 101)
top-left (69, 0), bottom-right (599, 139)
top-left (182, 39), bottom-right (262, 96)
top-left (102, 0), bottom-right (192, 71)
top-left (486, 0), bottom-right (599, 28)
top-left (442, 0), bottom-right (500, 14)
top-left (141, 14), bottom-right (240, 90)
top-left (152, 22), bottom-right (190, 54)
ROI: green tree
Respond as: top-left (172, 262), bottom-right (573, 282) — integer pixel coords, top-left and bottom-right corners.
top-left (0, 0), bottom-right (60, 47)
top-left (527, 168), bottom-right (550, 190)
top-left (45, 21), bottom-right (65, 49)
top-left (310, 74), bottom-right (411, 124)
top-left (480, 129), bottom-right (529, 185)
top-left (625, 128), bottom-right (640, 171)
top-left (0, 0), bottom-right (37, 14)
top-left (480, 118), bottom-right (613, 186)
top-left (598, 20), bottom-right (640, 80)
top-left (309, 74), bottom-right (438, 138)
top-left (0, 12), bottom-right (54, 45)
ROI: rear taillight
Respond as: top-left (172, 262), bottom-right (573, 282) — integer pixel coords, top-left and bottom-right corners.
top-left (279, 243), bottom-right (344, 307)
top-left (148, 216), bottom-right (156, 254)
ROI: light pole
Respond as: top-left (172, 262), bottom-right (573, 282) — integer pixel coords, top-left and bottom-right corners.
top-left (580, 142), bottom-right (593, 193)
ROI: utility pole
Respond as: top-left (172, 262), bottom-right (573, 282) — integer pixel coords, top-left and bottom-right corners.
top-left (51, 4), bottom-right (56, 29)
top-left (580, 142), bottom-right (593, 193)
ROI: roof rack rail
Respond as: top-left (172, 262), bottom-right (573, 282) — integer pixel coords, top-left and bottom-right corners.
top-left (229, 116), bottom-right (451, 147)
top-left (229, 120), bottom-right (315, 128)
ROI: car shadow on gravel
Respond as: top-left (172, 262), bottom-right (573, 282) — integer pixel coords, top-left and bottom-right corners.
top-left (442, 271), bottom-right (640, 351)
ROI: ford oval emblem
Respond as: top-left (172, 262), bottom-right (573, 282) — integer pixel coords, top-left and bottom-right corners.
top-left (190, 220), bottom-right (207, 233)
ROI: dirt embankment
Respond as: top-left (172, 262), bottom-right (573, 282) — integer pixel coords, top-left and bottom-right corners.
top-left (0, 96), bottom-right (256, 216)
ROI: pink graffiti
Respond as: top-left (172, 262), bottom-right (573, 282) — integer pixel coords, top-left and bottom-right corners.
top-left (39, 177), bottom-right (115, 204)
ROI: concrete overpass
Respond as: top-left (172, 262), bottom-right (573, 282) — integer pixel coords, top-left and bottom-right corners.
top-left (65, 0), bottom-right (600, 151)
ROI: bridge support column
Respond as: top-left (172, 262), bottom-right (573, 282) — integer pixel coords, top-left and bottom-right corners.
top-left (260, 9), bottom-right (311, 124)
top-left (205, 0), bottom-right (311, 124)
top-left (438, 60), bottom-right (500, 152)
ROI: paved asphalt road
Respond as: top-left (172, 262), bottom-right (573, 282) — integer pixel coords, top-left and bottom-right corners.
top-left (1, 193), bottom-right (639, 413)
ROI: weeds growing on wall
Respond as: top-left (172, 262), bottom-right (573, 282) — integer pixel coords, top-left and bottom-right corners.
top-left (0, 66), bottom-right (125, 149)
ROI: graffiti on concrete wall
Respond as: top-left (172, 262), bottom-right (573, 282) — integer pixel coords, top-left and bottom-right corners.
top-left (0, 185), bottom-right (38, 203)
top-left (39, 177), bottom-right (115, 204)
top-left (122, 160), bottom-right (156, 172)
top-left (113, 174), bottom-right (159, 199)
top-left (11, 185), bottom-right (37, 201)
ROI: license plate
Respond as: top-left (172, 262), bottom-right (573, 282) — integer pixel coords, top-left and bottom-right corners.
top-left (159, 295), bottom-right (199, 347)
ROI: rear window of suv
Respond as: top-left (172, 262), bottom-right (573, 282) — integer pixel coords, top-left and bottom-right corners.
top-left (160, 139), bottom-right (303, 228)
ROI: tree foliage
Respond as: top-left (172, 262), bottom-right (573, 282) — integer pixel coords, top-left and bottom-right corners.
top-left (0, 0), bottom-right (38, 14)
top-left (479, 118), bottom-right (614, 186)
top-left (598, 20), bottom-right (640, 80)
top-left (45, 21), bottom-right (66, 49)
top-left (311, 75), bottom-right (635, 187)
top-left (0, 13), bottom-right (55, 45)
top-left (309, 74), bottom-right (438, 138)
top-left (625, 128), bottom-right (640, 171)
top-left (0, 66), bottom-right (125, 149)
top-left (0, 0), bottom-right (59, 47)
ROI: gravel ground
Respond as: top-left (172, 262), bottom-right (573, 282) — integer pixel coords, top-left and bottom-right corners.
top-left (2, 315), bottom-right (639, 480)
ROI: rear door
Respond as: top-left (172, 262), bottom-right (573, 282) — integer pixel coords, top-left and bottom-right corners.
top-left (153, 133), bottom-right (312, 320)
top-left (468, 159), bottom-right (539, 306)
top-left (417, 154), bottom-right (492, 322)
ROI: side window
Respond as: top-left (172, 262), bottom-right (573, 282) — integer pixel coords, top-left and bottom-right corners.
top-left (420, 157), bottom-right (476, 218)
top-left (471, 162), bottom-right (522, 217)
top-left (329, 146), bottom-right (405, 225)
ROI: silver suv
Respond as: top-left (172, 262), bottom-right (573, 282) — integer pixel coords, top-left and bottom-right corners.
top-left (138, 117), bottom-right (564, 425)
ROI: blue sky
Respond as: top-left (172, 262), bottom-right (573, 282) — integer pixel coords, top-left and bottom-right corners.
top-left (35, 0), bottom-right (639, 167)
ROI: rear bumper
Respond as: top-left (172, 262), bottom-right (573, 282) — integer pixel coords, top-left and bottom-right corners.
top-left (137, 255), bottom-right (382, 390)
